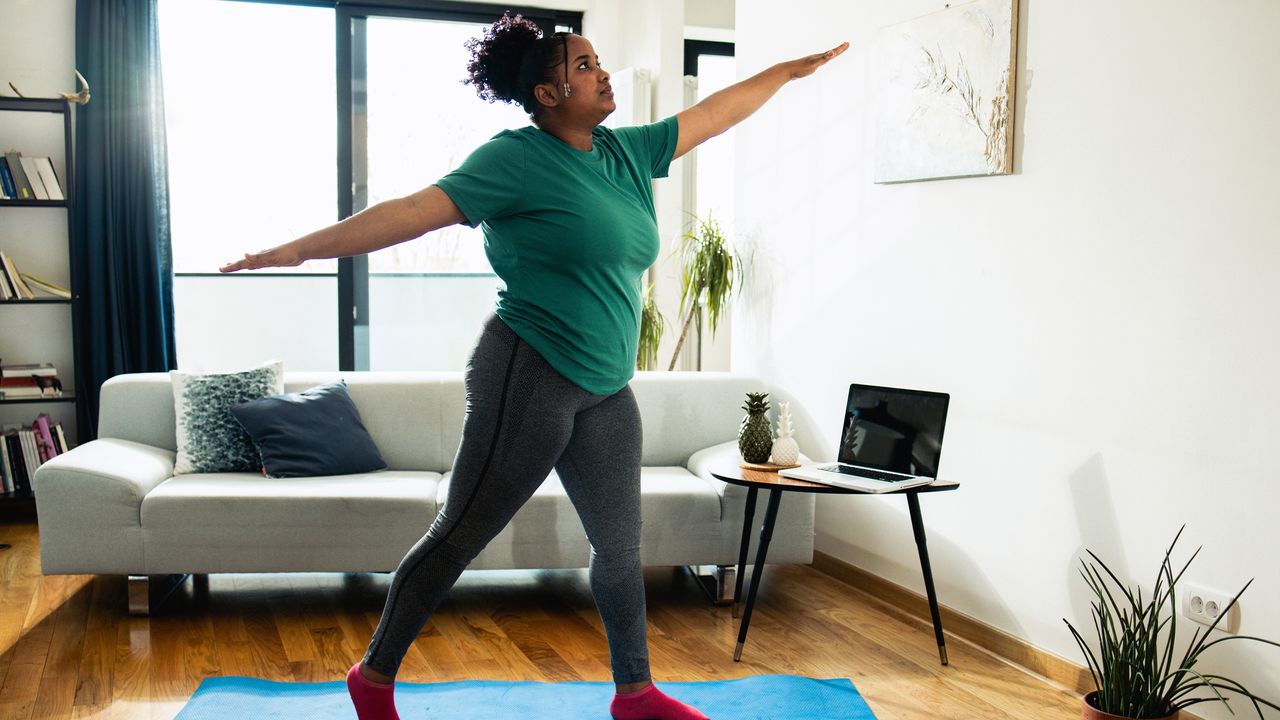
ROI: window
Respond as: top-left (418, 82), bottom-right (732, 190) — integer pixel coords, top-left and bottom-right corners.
top-left (357, 15), bottom-right (528, 370)
top-left (159, 0), bottom-right (581, 372)
top-left (684, 40), bottom-right (736, 238)
top-left (361, 16), bottom-right (528, 275)
top-left (161, 0), bottom-right (338, 371)
top-left (679, 39), bottom-right (736, 371)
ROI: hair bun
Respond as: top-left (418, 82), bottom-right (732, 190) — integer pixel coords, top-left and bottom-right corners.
top-left (464, 13), bottom-right (543, 105)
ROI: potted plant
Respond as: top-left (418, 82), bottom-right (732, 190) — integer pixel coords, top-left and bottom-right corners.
top-left (666, 213), bottom-right (742, 371)
top-left (1065, 527), bottom-right (1279, 719)
top-left (637, 282), bottom-right (665, 371)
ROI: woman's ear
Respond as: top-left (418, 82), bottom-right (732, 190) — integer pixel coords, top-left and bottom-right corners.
top-left (533, 82), bottom-right (560, 109)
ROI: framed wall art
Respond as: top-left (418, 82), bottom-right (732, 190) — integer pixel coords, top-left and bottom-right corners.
top-left (875, 0), bottom-right (1018, 183)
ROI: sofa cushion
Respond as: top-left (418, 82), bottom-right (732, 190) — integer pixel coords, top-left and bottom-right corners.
top-left (171, 361), bottom-right (284, 474)
top-left (230, 380), bottom-right (387, 478)
top-left (140, 470), bottom-right (441, 573)
top-left (143, 470), bottom-right (440, 529)
top-left (437, 466), bottom-right (725, 569)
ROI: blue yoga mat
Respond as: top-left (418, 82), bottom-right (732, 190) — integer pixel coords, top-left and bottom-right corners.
top-left (175, 674), bottom-right (877, 719)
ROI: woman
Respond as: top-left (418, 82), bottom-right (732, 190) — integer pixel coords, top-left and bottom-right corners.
top-left (222, 15), bottom-right (845, 720)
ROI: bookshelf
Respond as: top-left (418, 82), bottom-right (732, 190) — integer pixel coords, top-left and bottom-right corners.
top-left (0, 96), bottom-right (81, 516)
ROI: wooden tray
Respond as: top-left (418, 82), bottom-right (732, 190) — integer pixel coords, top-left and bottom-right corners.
top-left (738, 460), bottom-right (801, 472)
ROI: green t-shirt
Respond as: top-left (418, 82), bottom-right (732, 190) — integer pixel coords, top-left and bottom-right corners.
top-left (435, 116), bottom-right (679, 395)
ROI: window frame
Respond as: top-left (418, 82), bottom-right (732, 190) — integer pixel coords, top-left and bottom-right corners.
top-left (337, 3), bottom-right (581, 369)
top-left (678, 38), bottom-right (734, 371)
top-left (683, 39), bottom-right (734, 78)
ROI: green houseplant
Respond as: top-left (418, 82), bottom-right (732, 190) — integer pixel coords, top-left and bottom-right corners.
top-left (636, 282), bottom-right (665, 371)
top-left (1065, 527), bottom-right (1280, 719)
top-left (667, 214), bottom-right (742, 371)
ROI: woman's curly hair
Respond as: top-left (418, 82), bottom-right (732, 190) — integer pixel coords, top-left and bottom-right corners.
top-left (464, 13), bottom-right (568, 117)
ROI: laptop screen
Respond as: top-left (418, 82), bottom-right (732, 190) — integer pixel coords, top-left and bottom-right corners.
top-left (837, 384), bottom-right (950, 478)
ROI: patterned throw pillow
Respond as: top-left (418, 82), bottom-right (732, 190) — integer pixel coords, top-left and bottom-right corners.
top-left (171, 361), bottom-right (284, 474)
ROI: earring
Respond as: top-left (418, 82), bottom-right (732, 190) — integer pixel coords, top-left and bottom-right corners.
top-left (563, 83), bottom-right (572, 97)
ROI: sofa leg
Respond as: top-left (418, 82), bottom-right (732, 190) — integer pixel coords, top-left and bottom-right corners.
top-left (127, 574), bottom-right (190, 616)
top-left (684, 565), bottom-right (736, 606)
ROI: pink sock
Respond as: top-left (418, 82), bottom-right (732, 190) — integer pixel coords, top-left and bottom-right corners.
top-left (610, 683), bottom-right (709, 720)
top-left (346, 663), bottom-right (400, 720)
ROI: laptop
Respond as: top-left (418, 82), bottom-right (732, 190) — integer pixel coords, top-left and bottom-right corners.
top-left (779, 383), bottom-right (950, 493)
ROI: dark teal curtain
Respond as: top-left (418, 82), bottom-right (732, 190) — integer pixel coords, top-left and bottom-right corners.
top-left (73, 0), bottom-right (177, 440)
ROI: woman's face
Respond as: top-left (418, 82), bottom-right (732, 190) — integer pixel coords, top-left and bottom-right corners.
top-left (556, 35), bottom-right (615, 123)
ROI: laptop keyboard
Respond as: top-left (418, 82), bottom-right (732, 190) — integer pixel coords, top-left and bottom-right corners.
top-left (817, 464), bottom-right (916, 482)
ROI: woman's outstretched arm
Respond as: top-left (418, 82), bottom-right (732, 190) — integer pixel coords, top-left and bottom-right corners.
top-left (219, 185), bottom-right (466, 273)
top-left (672, 41), bottom-right (848, 161)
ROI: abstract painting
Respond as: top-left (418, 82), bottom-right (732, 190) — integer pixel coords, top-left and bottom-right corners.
top-left (875, 0), bottom-right (1018, 183)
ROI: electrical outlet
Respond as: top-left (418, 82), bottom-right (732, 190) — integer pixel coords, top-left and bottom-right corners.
top-left (1182, 583), bottom-right (1240, 633)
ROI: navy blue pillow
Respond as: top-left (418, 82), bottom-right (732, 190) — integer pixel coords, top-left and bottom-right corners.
top-left (229, 380), bottom-right (387, 478)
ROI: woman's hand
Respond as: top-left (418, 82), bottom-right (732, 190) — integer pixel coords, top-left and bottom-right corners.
top-left (219, 244), bottom-right (303, 273)
top-left (784, 42), bottom-right (850, 80)
top-left (672, 41), bottom-right (850, 160)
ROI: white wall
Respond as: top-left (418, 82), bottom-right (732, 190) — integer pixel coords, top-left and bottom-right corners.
top-left (0, 0), bottom-right (75, 100)
top-left (686, 0), bottom-right (735, 41)
top-left (734, 1), bottom-right (1280, 716)
top-left (685, 0), bottom-right (734, 30)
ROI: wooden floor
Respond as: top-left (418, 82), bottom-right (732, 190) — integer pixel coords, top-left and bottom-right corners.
top-left (0, 520), bottom-right (1083, 719)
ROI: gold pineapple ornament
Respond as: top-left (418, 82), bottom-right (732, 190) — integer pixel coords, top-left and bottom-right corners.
top-left (738, 392), bottom-right (773, 463)
top-left (769, 401), bottom-right (800, 466)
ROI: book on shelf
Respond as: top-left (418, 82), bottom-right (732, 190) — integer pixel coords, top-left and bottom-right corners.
top-left (0, 390), bottom-right (46, 400)
top-left (0, 253), bottom-right (21, 299)
top-left (33, 427), bottom-right (49, 464)
top-left (33, 158), bottom-right (63, 201)
top-left (34, 414), bottom-right (59, 461)
top-left (3, 432), bottom-right (27, 495)
top-left (1, 378), bottom-right (47, 388)
top-left (0, 252), bottom-right (20, 298)
top-left (20, 272), bottom-right (71, 299)
top-left (0, 251), bottom-right (69, 299)
top-left (3, 151), bottom-right (34, 200)
top-left (0, 157), bottom-right (13, 199)
top-left (0, 361), bottom-right (62, 399)
top-left (6, 430), bottom-right (35, 496)
top-left (33, 429), bottom-right (48, 464)
top-left (0, 436), bottom-right (11, 494)
top-left (0, 377), bottom-right (64, 399)
top-left (0, 415), bottom-right (68, 496)
top-left (0, 251), bottom-right (35, 299)
top-left (1, 362), bottom-right (59, 378)
top-left (18, 429), bottom-right (39, 483)
top-left (0, 154), bottom-right (64, 201)
top-left (17, 157), bottom-right (48, 200)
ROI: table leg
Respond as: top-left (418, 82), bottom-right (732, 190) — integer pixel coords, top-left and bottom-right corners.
top-left (733, 487), bottom-right (759, 619)
top-left (735, 488), bottom-right (782, 662)
top-left (908, 491), bottom-right (948, 666)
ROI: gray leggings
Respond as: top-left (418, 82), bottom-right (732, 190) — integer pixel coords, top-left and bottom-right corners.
top-left (363, 313), bottom-right (650, 684)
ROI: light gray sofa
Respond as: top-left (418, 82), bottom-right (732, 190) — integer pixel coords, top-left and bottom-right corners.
top-left (33, 371), bottom-right (814, 613)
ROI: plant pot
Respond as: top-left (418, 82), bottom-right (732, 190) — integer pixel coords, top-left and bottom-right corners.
top-left (1082, 692), bottom-right (1179, 720)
